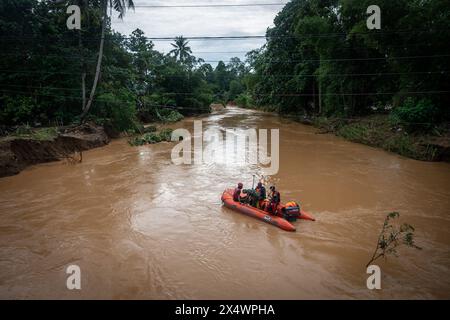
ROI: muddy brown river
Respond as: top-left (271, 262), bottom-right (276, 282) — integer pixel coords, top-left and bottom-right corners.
top-left (0, 107), bottom-right (449, 299)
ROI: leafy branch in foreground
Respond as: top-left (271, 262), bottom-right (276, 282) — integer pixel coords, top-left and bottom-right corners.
top-left (366, 212), bottom-right (421, 267)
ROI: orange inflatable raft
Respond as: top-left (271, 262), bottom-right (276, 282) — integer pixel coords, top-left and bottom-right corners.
top-left (221, 188), bottom-right (315, 232)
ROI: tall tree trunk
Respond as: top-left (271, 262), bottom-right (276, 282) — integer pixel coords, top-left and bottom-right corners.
top-left (312, 77), bottom-right (316, 112)
top-left (80, 1), bottom-right (107, 122)
top-left (78, 29), bottom-right (86, 111)
top-left (318, 58), bottom-right (322, 115)
top-left (318, 80), bottom-right (322, 114)
top-left (82, 73), bottom-right (86, 109)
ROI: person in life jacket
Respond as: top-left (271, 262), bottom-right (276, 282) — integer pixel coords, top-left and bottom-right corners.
top-left (255, 182), bottom-right (266, 209)
top-left (268, 185), bottom-right (281, 215)
top-left (233, 182), bottom-right (244, 202)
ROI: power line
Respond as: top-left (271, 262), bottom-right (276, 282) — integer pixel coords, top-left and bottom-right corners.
top-left (2, 88), bottom-right (448, 98)
top-left (149, 91), bottom-right (450, 97)
top-left (0, 54), bottom-right (448, 72)
top-left (132, 2), bottom-right (287, 8)
top-left (255, 71), bottom-right (449, 77)
top-left (2, 84), bottom-right (82, 92)
top-left (0, 89), bottom-right (211, 111)
top-left (281, 114), bottom-right (449, 125)
top-left (1, 69), bottom-right (447, 77)
top-left (0, 40), bottom-right (439, 59)
top-left (192, 54), bottom-right (450, 63)
top-left (1, 28), bottom-right (447, 42)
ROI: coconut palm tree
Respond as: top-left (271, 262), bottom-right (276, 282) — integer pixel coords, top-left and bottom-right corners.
top-left (80, 0), bottom-right (134, 121)
top-left (169, 36), bottom-right (193, 64)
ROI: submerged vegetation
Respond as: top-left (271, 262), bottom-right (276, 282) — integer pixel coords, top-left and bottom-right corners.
top-left (367, 212), bottom-right (421, 267)
top-left (128, 128), bottom-right (174, 146)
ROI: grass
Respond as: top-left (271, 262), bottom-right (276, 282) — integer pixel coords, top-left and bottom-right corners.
top-left (313, 115), bottom-right (441, 161)
top-left (11, 126), bottom-right (59, 141)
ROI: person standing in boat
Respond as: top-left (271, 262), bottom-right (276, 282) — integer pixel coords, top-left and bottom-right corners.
top-left (233, 182), bottom-right (244, 202)
top-left (268, 185), bottom-right (281, 215)
top-left (255, 182), bottom-right (266, 209)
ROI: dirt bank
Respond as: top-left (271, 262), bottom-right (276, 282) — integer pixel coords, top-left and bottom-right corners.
top-left (0, 123), bottom-right (109, 178)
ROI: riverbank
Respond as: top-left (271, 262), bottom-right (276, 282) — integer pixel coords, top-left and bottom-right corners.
top-left (0, 123), bottom-right (109, 178)
top-left (267, 110), bottom-right (450, 162)
top-left (0, 120), bottom-right (186, 178)
top-left (307, 115), bottom-right (450, 162)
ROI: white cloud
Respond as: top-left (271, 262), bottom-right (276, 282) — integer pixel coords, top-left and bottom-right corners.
top-left (111, 0), bottom-right (285, 65)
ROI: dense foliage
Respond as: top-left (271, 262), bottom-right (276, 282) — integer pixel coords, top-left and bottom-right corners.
top-left (0, 0), bottom-right (247, 130)
top-left (1, 0), bottom-right (448, 133)
top-left (240, 0), bottom-right (450, 129)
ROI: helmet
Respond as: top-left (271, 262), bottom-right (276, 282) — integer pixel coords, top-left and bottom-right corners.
top-left (238, 182), bottom-right (243, 189)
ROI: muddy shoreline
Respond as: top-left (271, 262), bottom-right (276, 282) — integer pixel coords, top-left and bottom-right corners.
top-left (280, 113), bottom-right (450, 162)
top-left (0, 123), bottom-right (110, 178)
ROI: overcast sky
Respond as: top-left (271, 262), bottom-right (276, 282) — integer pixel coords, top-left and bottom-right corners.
top-left (111, 0), bottom-right (286, 65)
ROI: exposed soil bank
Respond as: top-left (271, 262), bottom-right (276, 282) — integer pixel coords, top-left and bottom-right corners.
top-left (0, 123), bottom-right (109, 178)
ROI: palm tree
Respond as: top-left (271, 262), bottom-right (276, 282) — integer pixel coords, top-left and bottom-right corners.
top-left (80, 0), bottom-right (134, 121)
top-left (169, 36), bottom-right (193, 64)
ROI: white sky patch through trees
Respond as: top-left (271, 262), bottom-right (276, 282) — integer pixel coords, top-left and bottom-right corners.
top-left (111, 0), bottom-right (285, 65)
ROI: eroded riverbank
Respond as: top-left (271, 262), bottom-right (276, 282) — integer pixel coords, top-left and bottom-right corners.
top-left (0, 123), bottom-right (109, 178)
top-left (0, 107), bottom-right (449, 299)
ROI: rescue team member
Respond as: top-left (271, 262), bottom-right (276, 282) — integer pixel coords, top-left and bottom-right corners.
top-left (255, 182), bottom-right (266, 209)
top-left (233, 182), bottom-right (244, 202)
top-left (268, 185), bottom-right (281, 215)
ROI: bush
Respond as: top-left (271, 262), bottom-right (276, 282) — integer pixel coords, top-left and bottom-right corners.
top-left (228, 80), bottom-right (244, 101)
top-left (143, 132), bottom-right (162, 143)
top-left (0, 96), bottom-right (36, 125)
top-left (391, 98), bottom-right (438, 132)
top-left (158, 128), bottom-right (173, 141)
top-left (337, 123), bottom-right (370, 143)
top-left (143, 125), bottom-right (157, 133)
top-left (128, 128), bottom-right (174, 146)
top-left (235, 93), bottom-right (253, 108)
top-left (96, 89), bottom-right (139, 132)
top-left (158, 109), bottom-right (184, 122)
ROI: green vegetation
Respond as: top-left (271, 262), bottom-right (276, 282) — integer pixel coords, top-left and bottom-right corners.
top-left (128, 128), bottom-right (174, 146)
top-left (243, 0), bottom-right (449, 125)
top-left (367, 212), bottom-right (421, 267)
top-left (0, 1), bottom-right (254, 132)
top-left (0, 0), bottom-right (217, 132)
top-left (314, 115), bottom-right (441, 160)
top-left (157, 110), bottom-right (184, 123)
top-left (237, 0), bottom-right (449, 160)
top-left (390, 98), bottom-right (438, 132)
top-left (11, 126), bottom-right (59, 141)
top-left (1, 0), bottom-right (448, 159)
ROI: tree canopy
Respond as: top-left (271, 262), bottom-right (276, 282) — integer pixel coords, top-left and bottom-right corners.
top-left (240, 0), bottom-right (450, 125)
top-left (1, 0), bottom-right (448, 132)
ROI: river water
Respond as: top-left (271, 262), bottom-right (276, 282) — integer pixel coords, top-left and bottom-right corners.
top-left (0, 107), bottom-right (449, 299)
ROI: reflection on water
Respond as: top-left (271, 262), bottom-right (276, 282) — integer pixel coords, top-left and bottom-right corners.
top-left (0, 107), bottom-right (449, 299)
